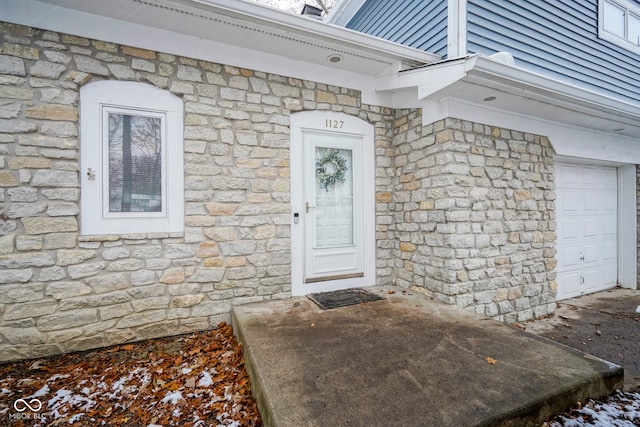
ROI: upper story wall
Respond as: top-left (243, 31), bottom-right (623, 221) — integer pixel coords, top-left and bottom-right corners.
top-left (346, 0), bottom-right (448, 56)
top-left (467, 0), bottom-right (640, 104)
top-left (344, 0), bottom-right (640, 104)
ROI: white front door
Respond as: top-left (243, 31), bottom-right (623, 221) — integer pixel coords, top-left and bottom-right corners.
top-left (556, 162), bottom-right (618, 300)
top-left (304, 133), bottom-right (364, 283)
top-left (290, 111), bottom-right (375, 296)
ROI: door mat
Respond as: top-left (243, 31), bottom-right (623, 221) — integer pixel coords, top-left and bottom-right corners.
top-left (308, 288), bottom-right (384, 310)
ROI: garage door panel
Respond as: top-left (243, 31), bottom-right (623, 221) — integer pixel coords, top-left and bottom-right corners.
top-left (601, 193), bottom-right (617, 210)
top-left (602, 241), bottom-right (617, 260)
top-left (560, 220), bottom-right (581, 239)
top-left (558, 271), bottom-right (583, 297)
top-left (560, 191), bottom-right (581, 212)
top-left (603, 217), bottom-right (616, 236)
top-left (559, 245), bottom-right (583, 268)
top-left (583, 244), bottom-right (600, 263)
top-left (583, 218), bottom-right (600, 237)
top-left (584, 196), bottom-right (600, 211)
top-left (556, 162), bottom-right (618, 301)
top-left (602, 266), bottom-right (617, 284)
top-left (558, 164), bottom-right (581, 185)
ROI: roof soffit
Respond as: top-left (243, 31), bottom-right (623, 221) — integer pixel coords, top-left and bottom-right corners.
top-left (383, 55), bottom-right (640, 139)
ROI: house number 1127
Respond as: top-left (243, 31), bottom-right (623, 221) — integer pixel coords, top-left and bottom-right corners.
top-left (325, 119), bottom-right (344, 129)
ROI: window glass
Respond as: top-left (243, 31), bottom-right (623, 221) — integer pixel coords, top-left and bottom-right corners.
top-left (604, 0), bottom-right (626, 38)
top-left (629, 13), bottom-right (640, 45)
top-left (107, 112), bottom-right (163, 213)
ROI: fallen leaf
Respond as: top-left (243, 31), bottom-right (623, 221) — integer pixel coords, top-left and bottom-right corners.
top-left (121, 344), bottom-right (135, 351)
top-left (485, 357), bottom-right (497, 365)
top-left (387, 290), bottom-right (396, 294)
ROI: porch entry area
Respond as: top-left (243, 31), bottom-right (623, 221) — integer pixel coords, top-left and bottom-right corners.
top-left (290, 111), bottom-right (375, 296)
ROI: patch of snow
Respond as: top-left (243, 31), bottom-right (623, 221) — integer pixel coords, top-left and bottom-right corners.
top-left (198, 371), bottom-right (213, 387)
top-left (161, 391), bottom-right (183, 405)
top-left (28, 384), bottom-right (49, 398)
top-left (636, 305), bottom-right (640, 314)
top-left (181, 367), bottom-right (192, 374)
top-left (546, 390), bottom-right (640, 426)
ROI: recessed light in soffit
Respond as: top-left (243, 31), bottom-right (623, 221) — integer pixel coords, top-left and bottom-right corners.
top-left (327, 54), bottom-right (343, 63)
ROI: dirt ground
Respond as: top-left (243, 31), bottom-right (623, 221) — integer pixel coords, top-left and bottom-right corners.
top-left (522, 287), bottom-right (640, 391)
top-left (0, 323), bottom-right (261, 426)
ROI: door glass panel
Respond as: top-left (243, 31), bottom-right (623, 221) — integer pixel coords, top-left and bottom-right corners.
top-left (315, 147), bottom-right (353, 247)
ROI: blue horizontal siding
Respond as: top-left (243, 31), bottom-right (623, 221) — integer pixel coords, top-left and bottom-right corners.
top-left (346, 0), bottom-right (448, 56)
top-left (467, 0), bottom-right (640, 104)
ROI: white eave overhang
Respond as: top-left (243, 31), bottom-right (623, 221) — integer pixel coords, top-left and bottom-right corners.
top-left (378, 54), bottom-right (640, 144)
top-left (1, 0), bottom-right (438, 104)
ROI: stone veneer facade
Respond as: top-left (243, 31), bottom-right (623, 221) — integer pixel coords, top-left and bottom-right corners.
top-left (0, 21), bottom-right (558, 362)
top-left (390, 111), bottom-right (557, 323)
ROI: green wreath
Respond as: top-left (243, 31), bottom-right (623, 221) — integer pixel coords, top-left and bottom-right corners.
top-left (316, 149), bottom-right (347, 191)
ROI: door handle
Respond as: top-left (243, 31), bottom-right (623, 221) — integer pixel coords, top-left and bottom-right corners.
top-left (305, 202), bottom-right (316, 213)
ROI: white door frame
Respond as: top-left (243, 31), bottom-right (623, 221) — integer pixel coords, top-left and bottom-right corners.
top-left (290, 111), bottom-right (375, 296)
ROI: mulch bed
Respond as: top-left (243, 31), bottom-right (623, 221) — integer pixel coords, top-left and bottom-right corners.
top-left (0, 323), bottom-right (262, 426)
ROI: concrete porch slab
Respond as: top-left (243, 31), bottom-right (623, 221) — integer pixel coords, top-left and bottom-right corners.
top-left (232, 287), bottom-right (623, 426)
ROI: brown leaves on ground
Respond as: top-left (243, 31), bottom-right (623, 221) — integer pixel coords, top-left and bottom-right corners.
top-left (0, 323), bottom-right (262, 426)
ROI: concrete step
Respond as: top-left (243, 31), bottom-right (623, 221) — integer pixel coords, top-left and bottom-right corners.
top-left (232, 287), bottom-right (623, 427)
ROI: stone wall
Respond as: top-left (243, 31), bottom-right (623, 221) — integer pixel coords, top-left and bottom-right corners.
top-left (391, 115), bottom-right (557, 322)
top-left (0, 22), bottom-right (395, 362)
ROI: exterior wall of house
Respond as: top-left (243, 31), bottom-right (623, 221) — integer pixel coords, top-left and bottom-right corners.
top-left (0, 20), bottom-right (563, 362)
top-left (346, 0), bottom-right (448, 56)
top-left (467, 0), bottom-right (640, 104)
top-left (0, 22), bottom-right (396, 362)
top-left (391, 113), bottom-right (557, 322)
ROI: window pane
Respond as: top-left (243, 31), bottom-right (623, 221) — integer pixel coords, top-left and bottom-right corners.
top-left (108, 113), bottom-right (162, 213)
top-left (604, 0), bottom-right (626, 38)
top-left (629, 13), bottom-right (640, 44)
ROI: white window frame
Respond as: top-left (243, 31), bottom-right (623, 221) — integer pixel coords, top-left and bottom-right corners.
top-left (599, 0), bottom-right (640, 54)
top-left (80, 81), bottom-right (184, 235)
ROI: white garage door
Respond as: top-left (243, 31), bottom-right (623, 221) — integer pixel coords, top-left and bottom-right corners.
top-left (556, 163), bottom-right (618, 300)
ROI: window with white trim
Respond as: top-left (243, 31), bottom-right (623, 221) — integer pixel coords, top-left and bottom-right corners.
top-left (599, 0), bottom-right (640, 53)
top-left (80, 81), bottom-right (184, 235)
